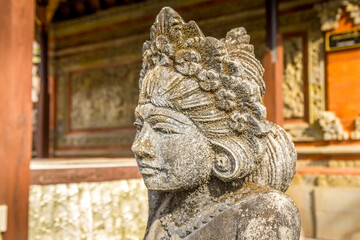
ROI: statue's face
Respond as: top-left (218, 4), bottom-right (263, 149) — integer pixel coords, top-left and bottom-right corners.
top-left (132, 103), bottom-right (214, 191)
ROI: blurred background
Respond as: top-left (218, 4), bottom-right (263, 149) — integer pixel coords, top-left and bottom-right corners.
top-left (1, 0), bottom-right (360, 239)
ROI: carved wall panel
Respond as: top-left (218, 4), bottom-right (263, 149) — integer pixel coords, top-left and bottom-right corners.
top-left (307, 25), bottom-right (326, 125)
top-left (276, 7), bottom-right (329, 142)
top-left (70, 66), bottom-right (137, 130)
top-left (283, 21), bottom-right (351, 142)
top-left (283, 22), bottom-right (327, 141)
top-left (29, 179), bottom-right (148, 240)
top-left (283, 36), bottom-right (305, 119)
top-left (51, 37), bottom-right (142, 156)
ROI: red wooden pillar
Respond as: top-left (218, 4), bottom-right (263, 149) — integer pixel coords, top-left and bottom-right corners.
top-left (0, 0), bottom-right (34, 239)
top-left (263, 0), bottom-right (284, 126)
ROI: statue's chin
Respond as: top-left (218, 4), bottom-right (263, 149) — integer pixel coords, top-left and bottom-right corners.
top-left (143, 181), bottom-right (196, 192)
top-left (142, 174), bottom-right (206, 192)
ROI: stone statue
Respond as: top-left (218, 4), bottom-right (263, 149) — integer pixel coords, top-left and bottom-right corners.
top-left (132, 7), bottom-right (301, 240)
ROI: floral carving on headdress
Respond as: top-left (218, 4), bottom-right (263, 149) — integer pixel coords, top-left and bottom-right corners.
top-left (229, 111), bottom-right (247, 133)
top-left (143, 36), bottom-right (176, 68)
top-left (215, 89), bottom-right (237, 112)
top-left (229, 111), bottom-right (270, 136)
top-left (197, 69), bottom-right (221, 92)
top-left (175, 49), bottom-right (202, 76)
top-left (140, 7), bottom-right (269, 137)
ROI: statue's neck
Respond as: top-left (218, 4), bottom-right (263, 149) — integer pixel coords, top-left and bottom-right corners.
top-left (163, 177), bottom-right (245, 225)
top-left (146, 178), bottom-right (263, 232)
top-left (171, 183), bottom-right (213, 212)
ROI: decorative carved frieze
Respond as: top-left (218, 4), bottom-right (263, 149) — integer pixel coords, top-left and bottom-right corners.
top-left (283, 36), bottom-right (304, 119)
top-left (351, 116), bottom-right (360, 139)
top-left (308, 25), bottom-right (326, 124)
top-left (53, 46), bottom-right (141, 156)
top-left (285, 24), bottom-right (327, 142)
top-left (317, 111), bottom-right (349, 141)
top-left (70, 66), bottom-right (137, 130)
top-left (285, 21), bottom-right (353, 143)
top-left (315, 0), bottom-right (360, 31)
top-left (315, 1), bottom-right (344, 31)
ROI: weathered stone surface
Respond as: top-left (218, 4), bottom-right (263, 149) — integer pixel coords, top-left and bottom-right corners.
top-left (132, 7), bottom-right (300, 240)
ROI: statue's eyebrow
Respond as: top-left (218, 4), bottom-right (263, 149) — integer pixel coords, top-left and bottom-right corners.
top-left (135, 104), bottom-right (192, 125)
top-left (146, 113), bottom-right (190, 125)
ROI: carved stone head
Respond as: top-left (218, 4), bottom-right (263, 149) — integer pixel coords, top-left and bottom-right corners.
top-left (132, 7), bottom-right (300, 240)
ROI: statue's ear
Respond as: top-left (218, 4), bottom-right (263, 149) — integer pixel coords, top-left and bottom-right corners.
top-left (210, 138), bottom-right (255, 182)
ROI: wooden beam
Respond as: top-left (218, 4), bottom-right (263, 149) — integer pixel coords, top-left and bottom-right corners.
top-left (0, 0), bottom-right (34, 239)
top-left (59, 4), bottom-right (70, 18)
top-left (35, 5), bottom-right (47, 24)
top-left (36, 25), bottom-right (50, 158)
top-left (266, 0), bottom-right (278, 61)
top-left (263, 0), bottom-right (284, 126)
top-left (46, 0), bottom-right (62, 23)
top-left (74, 2), bottom-right (86, 16)
top-left (122, 0), bottom-right (136, 3)
top-left (89, 0), bottom-right (101, 11)
top-left (30, 158), bottom-right (141, 185)
top-left (104, 0), bottom-right (117, 7)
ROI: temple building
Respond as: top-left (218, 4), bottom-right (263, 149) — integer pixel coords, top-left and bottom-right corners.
top-left (1, 0), bottom-right (360, 239)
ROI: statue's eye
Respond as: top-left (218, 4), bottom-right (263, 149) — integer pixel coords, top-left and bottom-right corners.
top-left (153, 123), bottom-right (178, 134)
top-left (154, 127), bottom-right (175, 134)
top-left (134, 120), bottom-right (143, 132)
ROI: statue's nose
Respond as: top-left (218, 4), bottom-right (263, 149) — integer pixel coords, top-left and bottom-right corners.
top-left (131, 124), bottom-right (156, 160)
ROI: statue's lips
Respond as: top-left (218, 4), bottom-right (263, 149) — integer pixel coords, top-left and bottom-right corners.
top-left (138, 163), bottom-right (163, 175)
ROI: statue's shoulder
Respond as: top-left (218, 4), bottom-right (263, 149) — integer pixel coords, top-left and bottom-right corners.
top-left (233, 189), bottom-right (301, 240)
top-left (190, 189), bottom-right (300, 240)
top-left (235, 188), bottom-right (299, 214)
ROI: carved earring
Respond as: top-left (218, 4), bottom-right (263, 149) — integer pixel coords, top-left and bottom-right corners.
top-left (214, 153), bottom-right (232, 173)
top-left (211, 139), bottom-right (253, 182)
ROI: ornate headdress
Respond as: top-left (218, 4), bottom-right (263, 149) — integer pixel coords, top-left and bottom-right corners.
top-left (140, 7), bottom-right (269, 136)
top-left (138, 7), bottom-right (296, 192)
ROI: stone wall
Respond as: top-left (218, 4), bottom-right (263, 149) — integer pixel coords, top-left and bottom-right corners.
top-left (28, 165), bottom-right (360, 240)
top-left (29, 179), bottom-right (148, 240)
